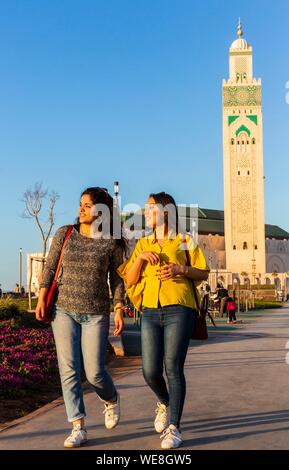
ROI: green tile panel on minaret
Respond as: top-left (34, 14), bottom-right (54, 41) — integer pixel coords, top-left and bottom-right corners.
top-left (223, 85), bottom-right (261, 107)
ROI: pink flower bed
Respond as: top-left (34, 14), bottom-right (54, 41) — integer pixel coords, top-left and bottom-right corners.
top-left (0, 321), bottom-right (59, 398)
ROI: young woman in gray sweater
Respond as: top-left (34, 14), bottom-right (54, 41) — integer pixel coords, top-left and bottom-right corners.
top-left (35, 187), bottom-right (125, 448)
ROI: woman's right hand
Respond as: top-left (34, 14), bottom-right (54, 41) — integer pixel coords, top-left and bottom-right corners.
top-left (138, 251), bottom-right (160, 265)
top-left (125, 252), bottom-right (160, 288)
top-left (35, 300), bottom-right (47, 321)
top-left (35, 288), bottom-right (49, 321)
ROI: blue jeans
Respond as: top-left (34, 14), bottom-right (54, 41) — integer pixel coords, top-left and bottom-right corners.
top-left (141, 305), bottom-right (195, 428)
top-left (52, 306), bottom-right (116, 422)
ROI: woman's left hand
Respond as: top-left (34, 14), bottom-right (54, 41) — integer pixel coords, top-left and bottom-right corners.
top-left (114, 310), bottom-right (124, 336)
top-left (157, 263), bottom-right (181, 281)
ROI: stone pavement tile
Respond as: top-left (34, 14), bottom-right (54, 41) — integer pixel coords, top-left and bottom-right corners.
top-left (1, 308), bottom-right (289, 450)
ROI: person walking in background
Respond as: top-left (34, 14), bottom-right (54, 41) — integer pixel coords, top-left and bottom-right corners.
top-left (118, 192), bottom-right (209, 449)
top-left (35, 187), bottom-right (125, 448)
top-left (214, 282), bottom-right (229, 318)
top-left (226, 296), bottom-right (237, 324)
top-left (201, 282), bottom-right (216, 327)
top-left (14, 283), bottom-right (20, 294)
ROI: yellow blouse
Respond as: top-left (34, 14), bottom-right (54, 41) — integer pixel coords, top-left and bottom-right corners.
top-left (118, 233), bottom-right (209, 311)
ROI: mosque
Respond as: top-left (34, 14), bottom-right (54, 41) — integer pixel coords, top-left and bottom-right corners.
top-left (27, 21), bottom-right (289, 298)
top-left (195, 20), bottom-right (289, 293)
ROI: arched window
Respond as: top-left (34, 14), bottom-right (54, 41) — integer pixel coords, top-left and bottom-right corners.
top-left (243, 241), bottom-right (248, 250)
top-left (252, 138), bottom-right (256, 144)
top-left (238, 133), bottom-right (248, 153)
top-left (231, 138), bottom-right (235, 145)
top-left (278, 243), bottom-right (284, 253)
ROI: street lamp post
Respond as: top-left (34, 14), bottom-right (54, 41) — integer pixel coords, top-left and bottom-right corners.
top-left (19, 248), bottom-right (22, 296)
top-left (285, 272), bottom-right (289, 301)
top-left (251, 248), bottom-right (256, 287)
top-left (114, 180), bottom-right (119, 215)
top-left (214, 250), bottom-right (219, 286)
top-left (208, 254), bottom-right (213, 287)
top-left (250, 248), bottom-right (257, 309)
top-left (114, 181), bottom-right (119, 199)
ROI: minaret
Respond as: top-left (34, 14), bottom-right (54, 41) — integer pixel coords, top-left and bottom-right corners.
top-left (222, 20), bottom-right (266, 275)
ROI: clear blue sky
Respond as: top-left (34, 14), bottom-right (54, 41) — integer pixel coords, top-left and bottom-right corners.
top-left (1, 0), bottom-right (289, 290)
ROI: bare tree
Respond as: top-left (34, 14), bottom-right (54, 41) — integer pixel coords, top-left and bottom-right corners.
top-left (23, 182), bottom-right (59, 265)
top-left (22, 183), bottom-right (59, 309)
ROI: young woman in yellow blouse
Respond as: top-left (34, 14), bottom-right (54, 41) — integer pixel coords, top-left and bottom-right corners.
top-left (118, 192), bottom-right (209, 449)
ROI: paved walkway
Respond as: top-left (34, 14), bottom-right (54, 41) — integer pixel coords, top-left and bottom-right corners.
top-left (1, 307), bottom-right (289, 450)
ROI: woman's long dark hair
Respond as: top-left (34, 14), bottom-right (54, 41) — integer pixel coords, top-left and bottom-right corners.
top-left (149, 192), bottom-right (179, 234)
top-left (76, 187), bottom-right (127, 254)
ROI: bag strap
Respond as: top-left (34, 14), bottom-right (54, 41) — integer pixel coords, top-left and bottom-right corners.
top-left (52, 225), bottom-right (74, 283)
top-left (184, 243), bottom-right (200, 312)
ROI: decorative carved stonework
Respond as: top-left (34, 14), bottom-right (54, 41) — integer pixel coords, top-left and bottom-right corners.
top-left (223, 85), bottom-right (261, 107)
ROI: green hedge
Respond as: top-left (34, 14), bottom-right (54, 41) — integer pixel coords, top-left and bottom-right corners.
top-left (0, 298), bottom-right (48, 328)
top-left (229, 284), bottom-right (276, 290)
top-left (253, 300), bottom-right (283, 309)
top-left (251, 285), bottom-right (276, 291)
top-left (0, 300), bottom-right (21, 320)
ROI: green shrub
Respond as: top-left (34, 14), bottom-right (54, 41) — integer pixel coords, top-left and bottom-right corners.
top-left (228, 284), bottom-right (276, 291)
top-left (7, 298), bottom-right (38, 312)
top-left (21, 312), bottom-right (51, 329)
top-left (0, 300), bottom-right (21, 320)
top-left (252, 285), bottom-right (276, 290)
top-left (253, 300), bottom-right (283, 309)
top-left (0, 299), bottom-right (46, 328)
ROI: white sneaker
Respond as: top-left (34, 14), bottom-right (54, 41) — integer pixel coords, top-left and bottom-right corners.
top-left (154, 402), bottom-right (168, 433)
top-left (64, 424), bottom-right (87, 448)
top-left (103, 393), bottom-right (120, 429)
top-left (160, 424), bottom-right (182, 449)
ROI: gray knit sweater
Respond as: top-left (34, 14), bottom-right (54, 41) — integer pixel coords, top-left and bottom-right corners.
top-left (40, 225), bottom-right (125, 315)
